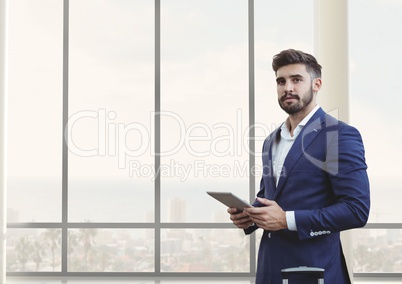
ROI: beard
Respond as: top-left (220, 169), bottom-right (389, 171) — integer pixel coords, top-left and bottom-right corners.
top-left (278, 86), bottom-right (314, 115)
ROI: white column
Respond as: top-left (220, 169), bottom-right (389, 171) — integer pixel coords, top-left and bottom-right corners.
top-left (314, 0), bottom-right (353, 281)
top-left (0, 0), bottom-right (7, 283)
top-left (314, 0), bottom-right (350, 121)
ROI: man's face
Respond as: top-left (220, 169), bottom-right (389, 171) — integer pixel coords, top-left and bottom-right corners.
top-left (275, 63), bottom-right (319, 115)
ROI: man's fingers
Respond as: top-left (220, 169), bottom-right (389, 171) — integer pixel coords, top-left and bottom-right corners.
top-left (244, 206), bottom-right (266, 216)
top-left (227, 207), bottom-right (238, 214)
top-left (229, 211), bottom-right (248, 221)
top-left (227, 207), bottom-right (253, 229)
top-left (256, 197), bottom-right (276, 206)
top-left (233, 216), bottom-right (253, 229)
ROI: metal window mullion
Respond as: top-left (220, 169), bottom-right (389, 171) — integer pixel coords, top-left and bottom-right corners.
top-left (248, 0), bottom-right (256, 276)
top-left (154, 0), bottom-right (161, 274)
top-left (62, 0), bottom-right (69, 274)
top-left (8, 222), bottom-right (402, 230)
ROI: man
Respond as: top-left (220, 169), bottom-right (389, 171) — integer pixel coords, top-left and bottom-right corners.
top-left (228, 49), bottom-right (370, 283)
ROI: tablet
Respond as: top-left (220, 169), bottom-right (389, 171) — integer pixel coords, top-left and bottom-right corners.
top-left (207, 191), bottom-right (253, 212)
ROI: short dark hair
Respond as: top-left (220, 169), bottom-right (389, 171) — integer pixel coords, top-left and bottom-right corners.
top-left (272, 49), bottom-right (322, 79)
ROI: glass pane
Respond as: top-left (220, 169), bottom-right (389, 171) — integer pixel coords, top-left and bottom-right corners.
top-left (68, 229), bottom-right (154, 272)
top-left (68, 0), bottom-right (154, 222)
top-left (7, 229), bottom-right (62, 272)
top-left (254, 0), bottom-right (314, 197)
top-left (160, 0), bottom-right (249, 223)
top-left (349, 0), bottom-right (402, 223)
top-left (161, 229), bottom-right (249, 272)
top-left (353, 229), bottom-right (402, 273)
top-left (7, 0), bottom-right (63, 222)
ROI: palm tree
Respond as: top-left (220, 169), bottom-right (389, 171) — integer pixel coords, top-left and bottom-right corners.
top-left (42, 229), bottom-right (61, 271)
top-left (31, 239), bottom-right (46, 271)
top-left (15, 236), bottom-right (32, 271)
top-left (78, 225), bottom-right (98, 271)
top-left (67, 230), bottom-right (79, 271)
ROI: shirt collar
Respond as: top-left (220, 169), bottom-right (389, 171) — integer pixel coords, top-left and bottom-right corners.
top-left (298, 104), bottom-right (320, 127)
top-left (280, 105), bottom-right (320, 139)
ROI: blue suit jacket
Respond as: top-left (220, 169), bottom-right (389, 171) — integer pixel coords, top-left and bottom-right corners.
top-left (246, 108), bottom-right (370, 284)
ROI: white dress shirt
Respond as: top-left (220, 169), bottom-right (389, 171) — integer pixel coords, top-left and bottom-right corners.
top-left (271, 105), bottom-right (320, 231)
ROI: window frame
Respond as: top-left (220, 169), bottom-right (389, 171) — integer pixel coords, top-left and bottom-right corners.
top-left (6, 0), bottom-right (257, 279)
top-left (4, 0), bottom-right (402, 281)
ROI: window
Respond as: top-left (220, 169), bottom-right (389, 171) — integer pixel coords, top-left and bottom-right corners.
top-left (7, 0), bottom-right (63, 224)
top-left (349, 0), bottom-right (402, 277)
top-left (7, 0), bottom-right (63, 273)
top-left (68, 0), bottom-right (155, 224)
top-left (6, 0), bottom-right (400, 282)
top-left (254, 0), bottom-right (314, 206)
top-left (160, 0), bottom-right (249, 224)
top-left (5, 0), bottom-right (313, 279)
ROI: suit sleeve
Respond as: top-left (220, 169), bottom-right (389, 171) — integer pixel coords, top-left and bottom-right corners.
top-left (295, 124), bottom-right (370, 240)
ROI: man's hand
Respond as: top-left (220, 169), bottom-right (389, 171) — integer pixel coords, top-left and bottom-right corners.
top-left (227, 207), bottom-right (254, 229)
top-left (243, 197), bottom-right (287, 231)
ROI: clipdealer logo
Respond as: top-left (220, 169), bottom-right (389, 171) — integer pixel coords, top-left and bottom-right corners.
top-left (301, 112), bottom-right (340, 175)
top-left (128, 159), bottom-right (267, 182)
top-left (64, 108), bottom-right (342, 178)
top-left (64, 108), bottom-right (277, 177)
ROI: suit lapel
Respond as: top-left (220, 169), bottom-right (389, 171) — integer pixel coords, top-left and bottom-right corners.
top-left (262, 128), bottom-right (280, 200)
top-left (274, 109), bottom-right (326, 198)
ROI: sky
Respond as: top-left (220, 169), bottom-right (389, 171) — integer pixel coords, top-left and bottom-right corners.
top-left (5, 0), bottom-right (402, 223)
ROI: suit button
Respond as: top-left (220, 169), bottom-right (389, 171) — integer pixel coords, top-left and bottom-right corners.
top-left (268, 233), bottom-right (271, 238)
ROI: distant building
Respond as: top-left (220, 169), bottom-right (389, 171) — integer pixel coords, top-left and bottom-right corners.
top-left (167, 197), bottom-right (186, 222)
